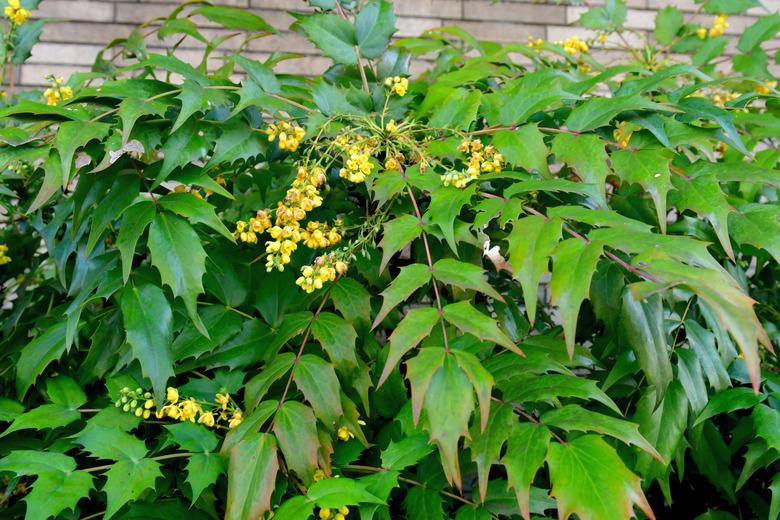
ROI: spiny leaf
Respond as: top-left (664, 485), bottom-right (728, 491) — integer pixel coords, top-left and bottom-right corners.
top-left (311, 312), bottom-right (359, 372)
top-left (468, 403), bottom-right (513, 502)
top-left (355, 0), bottom-right (397, 59)
top-left (492, 124), bottom-right (550, 178)
top-left (296, 13), bottom-right (357, 65)
top-left (442, 301), bottom-right (522, 356)
top-left (550, 239), bottom-right (603, 358)
top-left (103, 459), bottom-right (162, 519)
top-left (225, 433), bottom-right (278, 520)
top-left (373, 263), bottom-right (431, 329)
top-left (670, 172), bottom-right (733, 259)
top-left (433, 258), bottom-right (503, 301)
top-left (551, 133), bottom-right (609, 205)
top-left (378, 306), bottom-right (439, 387)
top-left (158, 192), bottom-right (234, 241)
top-left (378, 214), bottom-right (422, 273)
top-left (504, 422), bottom-right (551, 520)
top-left (116, 200), bottom-right (156, 282)
top-left (293, 354), bottom-right (344, 426)
top-left (405, 347), bottom-right (447, 423)
top-left (16, 322), bottom-right (68, 400)
top-left (610, 148), bottom-right (673, 233)
top-left (53, 121), bottom-right (110, 188)
top-left (452, 349), bottom-right (494, 432)
top-left (502, 374), bottom-right (621, 414)
top-left (273, 401), bottom-right (320, 483)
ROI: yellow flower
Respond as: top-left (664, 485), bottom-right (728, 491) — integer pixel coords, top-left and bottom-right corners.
top-left (755, 80), bottom-right (777, 95)
top-left (319, 508), bottom-right (332, 520)
top-left (696, 27), bottom-right (708, 39)
top-left (597, 33), bottom-right (608, 44)
top-left (384, 157), bottom-right (399, 170)
top-left (228, 410), bottom-right (244, 429)
top-left (180, 399), bottom-right (201, 422)
top-left (198, 412), bottom-right (216, 427)
top-left (561, 35), bottom-right (588, 55)
top-left (385, 119), bottom-right (397, 133)
top-left (0, 244), bottom-right (10, 265)
top-left (215, 393), bottom-right (230, 409)
top-left (337, 426), bottom-right (353, 441)
top-left (4, 0), bottom-right (30, 25)
top-left (313, 469), bottom-right (327, 482)
top-left (166, 387), bottom-right (179, 404)
top-left (709, 14), bottom-right (728, 37)
top-left (386, 76), bottom-right (409, 97)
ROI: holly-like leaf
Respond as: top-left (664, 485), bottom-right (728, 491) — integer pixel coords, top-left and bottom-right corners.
top-left (379, 214), bottom-right (422, 273)
top-left (16, 322), bottom-right (68, 399)
top-left (753, 404), bottom-right (780, 452)
top-left (433, 258), bottom-right (503, 301)
top-left (670, 172), bottom-right (733, 259)
top-left (296, 13), bottom-right (357, 65)
top-left (381, 434), bottom-right (435, 471)
top-left (378, 306), bottom-right (439, 387)
top-left (190, 5), bottom-right (275, 32)
top-left (619, 290), bottom-right (673, 402)
top-left (330, 278), bottom-right (371, 329)
top-left (452, 349), bottom-right (494, 431)
top-left (121, 283), bottom-right (174, 406)
top-left (507, 215), bottom-right (563, 325)
top-left (53, 121), bottom-right (110, 188)
top-left (502, 374), bottom-right (621, 414)
top-left (442, 301), bottom-right (521, 355)
top-left (273, 401), bottom-right (320, 483)
top-left (468, 403), bottom-right (513, 502)
top-left (116, 200), bottom-right (156, 282)
top-left (492, 124), bottom-right (550, 178)
top-left (504, 422), bottom-right (551, 520)
top-left (293, 354), bottom-right (344, 426)
top-left (307, 477), bottom-right (384, 507)
top-left (405, 347), bottom-right (447, 423)
top-left (158, 192), bottom-right (234, 241)
top-left (422, 355), bottom-right (474, 489)
top-left (566, 95), bottom-right (666, 132)
top-left (373, 263), bottom-right (431, 329)
top-left (550, 239), bottom-right (603, 358)
top-left (729, 204), bottom-right (780, 265)
top-left (546, 435), bottom-right (654, 520)
top-left (104, 459), bottom-right (163, 519)
top-left (310, 312), bottom-right (358, 372)
top-left (147, 211), bottom-right (208, 337)
top-left (225, 433), bottom-right (278, 520)
top-left (551, 133), bottom-right (609, 205)
top-left (610, 148), bottom-right (673, 233)
top-left (541, 405), bottom-right (662, 461)
top-left (85, 174), bottom-right (140, 255)
top-left (355, 0), bottom-right (396, 59)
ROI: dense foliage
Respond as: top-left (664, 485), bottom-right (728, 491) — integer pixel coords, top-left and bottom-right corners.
top-left (0, 0), bottom-right (779, 518)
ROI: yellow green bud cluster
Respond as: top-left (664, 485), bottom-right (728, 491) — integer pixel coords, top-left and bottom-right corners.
top-left (319, 506), bottom-right (350, 520)
top-left (43, 74), bottom-right (73, 106)
top-left (339, 143), bottom-right (375, 183)
top-left (173, 183), bottom-right (207, 199)
top-left (265, 120), bottom-right (306, 151)
top-left (234, 210), bottom-right (272, 244)
top-left (698, 14), bottom-right (728, 39)
top-left (4, 0), bottom-right (30, 26)
top-left (443, 139), bottom-right (504, 188)
top-left (0, 244), bottom-right (10, 266)
top-left (115, 387), bottom-right (155, 420)
top-left (526, 35), bottom-right (544, 52)
top-left (384, 76), bottom-right (409, 97)
top-left (558, 35), bottom-right (589, 55)
top-left (295, 253), bottom-right (347, 293)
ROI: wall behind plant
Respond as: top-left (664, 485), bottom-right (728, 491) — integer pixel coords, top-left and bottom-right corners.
top-left (16, 0), bottom-right (780, 86)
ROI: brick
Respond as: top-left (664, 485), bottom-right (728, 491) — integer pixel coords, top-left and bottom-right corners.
top-left (20, 64), bottom-right (86, 86)
top-left (439, 20), bottom-right (537, 42)
top-left (249, 0), bottom-right (312, 9)
top-left (393, 0), bottom-right (461, 18)
top-left (37, 0), bottom-right (115, 22)
top-left (41, 22), bottom-right (135, 44)
top-left (463, 1), bottom-right (565, 24)
top-left (28, 43), bottom-right (106, 65)
top-left (395, 17), bottom-right (442, 37)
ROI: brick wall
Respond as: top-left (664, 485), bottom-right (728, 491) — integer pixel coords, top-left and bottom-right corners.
top-left (16, 0), bottom-right (780, 87)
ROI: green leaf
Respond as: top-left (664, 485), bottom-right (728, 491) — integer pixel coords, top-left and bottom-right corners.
top-left (121, 283), bottom-right (174, 405)
top-left (738, 13), bottom-right (780, 52)
top-left (442, 301), bottom-right (521, 356)
top-left (429, 89), bottom-right (482, 130)
top-left (355, 0), bottom-right (396, 59)
top-left (191, 5), bottom-right (274, 32)
top-left (148, 211), bottom-right (208, 337)
top-left (541, 405), bottom-right (662, 461)
top-left (53, 121), bottom-right (110, 188)
top-left (311, 312), bottom-right (358, 372)
top-left (547, 435), bottom-right (654, 520)
top-left (158, 192), bottom-right (234, 241)
top-left (404, 486), bottom-right (444, 520)
top-left (610, 148), bottom-right (673, 233)
top-left (244, 354), bottom-right (295, 412)
top-left (694, 387), bottom-right (764, 426)
top-left (566, 95), bottom-right (666, 132)
top-left (293, 354), bottom-right (344, 426)
top-left (503, 374), bottom-right (621, 414)
top-left (226, 433), bottom-right (278, 520)
top-left (330, 278), bottom-right (371, 329)
top-left (381, 434), bottom-right (435, 471)
top-left (503, 422), bottom-right (551, 520)
top-left (378, 214), bottom-right (422, 273)
top-left (185, 453), bottom-right (225, 504)
top-left (550, 239), bottom-right (603, 358)
top-left (753, 404), bottom-right (780, 452)
top-left (492, 124), bottom-right (549, 177)
top-left (16, 322), bottom-right (68, 399)
top-left (452, 349), bottom-right (493, 432)
top-left (406, 347), bottom-right (447, 423)
top-left (28, 150), bottom-right (63, 212)
top-left (118, 95), bottom-right (169, 144)
top-left (86, 174), bottom-right (140, 255)
top-left (551, 133), bottom-right (609, 205)
top-left (155, 119), bottom-right (216, 185)
top-left (373, 263), bottom-right (431, 329)
top-left (1, 404), bottom-right (80, 437)
top-left (47, 375), bottom-right (86, 408)
top-left (11, 18), bottom-right (45, 64)
top-left (468, 403), bottom-right (513, 502)
top-left (507, 215), bottom-right (563, 325)
top-left (116, 200), bottom-right (155, 282)
top-left (275, 496), bottom-right (315, 520)
top-left (232, 54), bottom-right (280, 93)
top-left (670, 172), bottom-right (733, 259)
top-left (729, 204), bottom-right (780, 265)
top-left (378, 307), bottom-right (439, 387)
top-left (104, 459), bottom-right (162, 519)
top-left (307, 477), bottom-right (384, 507)
top-left (685, 320), bottom-right (730, 391)
top-left (296, 13), bottom-right (357, 65)
top-left (704, 0), bottom-right (759, 13)
top-left (619, 290), bottom-right (673, 402)
top-left (422, 355), bottom-right (474, 488)
top-left (433, 258), bottom-right (503, 301)
top-left (655, 7), bottom-right (683, 45)
top-left (273, 401), bottom-right (320, 483)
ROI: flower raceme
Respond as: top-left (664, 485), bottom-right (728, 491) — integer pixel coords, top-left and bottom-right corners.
top-left (4, 0), bottom-right (29, 26)
top-left (115, 387), bottom-right (244, 430)
top-left (42, 74), bottom-right (73, 106)
top-left (698, 14), bottom-right (729, 39)
top-left (265, 120), bottom-right (306, 151)
top-left (384, 75), bottom-right (408, 96)
top-left (442, 139), bottom-right (505, 188)
top-left (0, 244), bottom-right (10, 265)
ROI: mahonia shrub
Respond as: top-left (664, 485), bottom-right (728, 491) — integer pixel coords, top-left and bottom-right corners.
top-left (0, 0), bottom-right (779, 518)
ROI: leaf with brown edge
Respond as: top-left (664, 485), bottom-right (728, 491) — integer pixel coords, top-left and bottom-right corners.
top-left (225, 432), bottom-right (278, 520)
top-left (293, 354), bottom-right (344, 427)
top-left (468, 402), bottom-right (513, 502)
top-left (452, 349), bottom-right (494, 431)
top-left (503, 422), bottom-right (551, 520)
top-left (372, 263), bottom-right (431, 330)
top-left (422, 354), bottom-right (474, 490)
top-left (405, 347), bottom-right (446, 424)
top-left (378, 307), bottom-right (439, 388)
top-left (273, 401), bottom-right (320, 484)
top-left (547, 434), bottom-right (655, 520)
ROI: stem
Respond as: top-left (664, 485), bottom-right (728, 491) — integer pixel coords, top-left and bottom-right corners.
top-left (402, 174), bottom-right (450, 353)
top-left (83, 452), bottom-right (191, 473)
top-left (491, 397), bottom-right (567, 445)
top-left (267, 92), bottom-right (315, 114)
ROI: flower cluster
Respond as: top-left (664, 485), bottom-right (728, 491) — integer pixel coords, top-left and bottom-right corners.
top-left (265, 120), bottom-right (306, 151)
top-left (295, 253), bottom-right (347, 293)
top-left (698, 14), bottom-right (728, 39)
top-left (613, 121), bottom-right (633, 148)
top-left (755, 80), bottom-right (777, 95)
top-left (559, 35), bottom-right (589, 55)
top-left (116, 387), bottom-right (244, 429)
top-left (0, 244), bottom-right (10, 266)
top-left (4, 0), bottom-right (30, 26)
top-left (173, 183), bottom-right (206, 200)
top-left (384, 75), bottom-right (409, 96)
top-left (442, 139), bottom-right (504, 188)
top-left (712, 91), bottom-right (740, 108)
top-left (337, 135), bottom-right (377, 183)
top-left (235, 210), bottom-right (272, 244)
top-left (596, 33), bottom-right (608, 44)
top-left (318, 506), bottom-right (350, 520)
top-left (301, 221), bottom-right (342, 249)
top-left (526, 35), bottom-right (544, 52)
top-left (337, 426), bottom-right (354, 441)
top-left (43, 74), bottom-right (73, 106)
